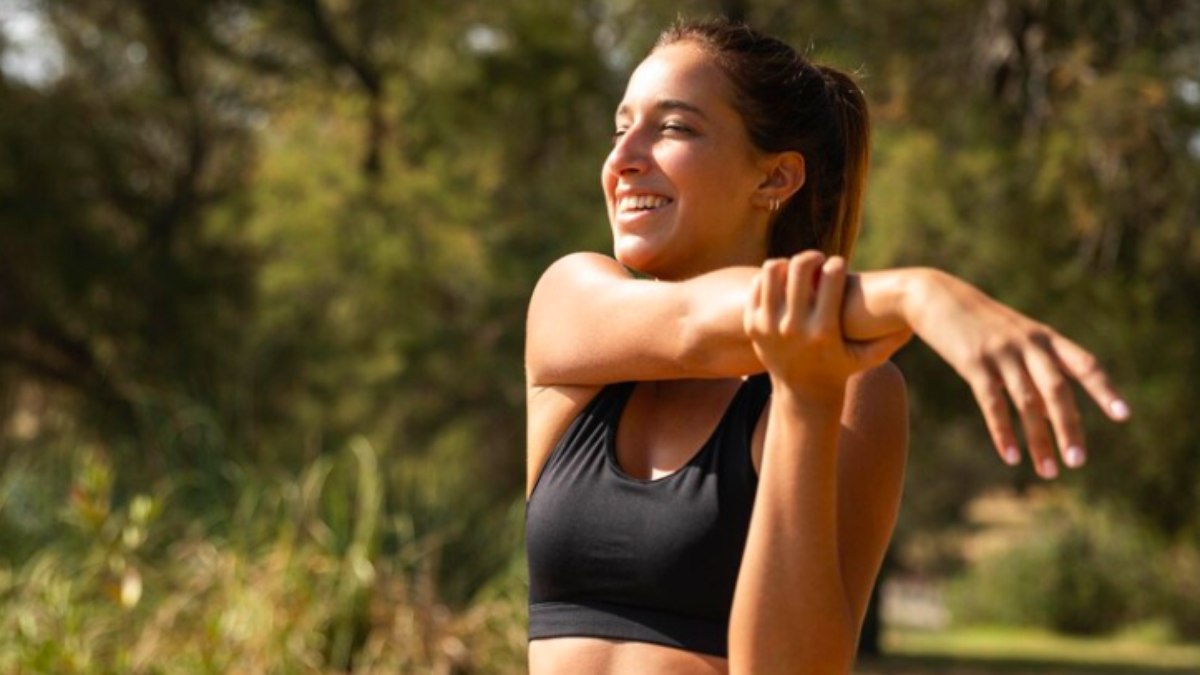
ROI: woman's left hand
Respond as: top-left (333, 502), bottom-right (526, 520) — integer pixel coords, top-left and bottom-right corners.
top-left (903, 268), bottom-right (1130, 479)
top-left (745, 252), bottom-right (913, 407)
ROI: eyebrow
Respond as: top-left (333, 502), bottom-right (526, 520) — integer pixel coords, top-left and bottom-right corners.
top-left (615, 99), bottom-right (709, 121)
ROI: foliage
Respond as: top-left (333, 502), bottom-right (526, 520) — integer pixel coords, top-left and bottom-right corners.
top-left (0, 0), bottom-right (1198, 667)
top-left (1160, 544), bottom-right (1200, 640)
top-left (0, 439), bottom-right (527, 674)
top-left (948, 495), bottom-right (1160, 636)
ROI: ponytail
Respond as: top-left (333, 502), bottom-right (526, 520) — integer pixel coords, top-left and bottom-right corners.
top-left (656, 19), bottom-right (872, 261)
top-left (815, 66), bottom-right (870, 260)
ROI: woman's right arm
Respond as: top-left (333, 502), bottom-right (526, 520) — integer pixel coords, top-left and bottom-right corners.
top-left (525, 252), bottom-right (763, 385)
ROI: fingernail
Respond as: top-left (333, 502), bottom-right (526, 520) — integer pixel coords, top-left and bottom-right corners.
top-left (1040, 458), bottom-right (1059, 479)
top-left (1065, 446), bottom-right (1086, 469)
top-left (1109, 400), bottom-right (1130, 421)
top-left (1004, 446), bottom-right (1021, 466)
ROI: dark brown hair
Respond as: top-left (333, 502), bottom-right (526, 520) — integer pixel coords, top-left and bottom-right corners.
top-left (656, 18), bottom-right (870, 259)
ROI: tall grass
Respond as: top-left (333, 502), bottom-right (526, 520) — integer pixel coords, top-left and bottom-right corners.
top-left (0, 437), bottom-right (528, 674)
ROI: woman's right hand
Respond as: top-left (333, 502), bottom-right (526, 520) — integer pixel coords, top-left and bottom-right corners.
top-left (902, 268), bottom-right (1130, 478)
top-left (744, 252), bottom-right (912, 409)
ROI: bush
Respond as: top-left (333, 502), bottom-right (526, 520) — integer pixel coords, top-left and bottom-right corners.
top-left (0, 440), bottom-right (528, 674)
top-left (949, 494), bottom-right (1158, 636)
top-left (1162, 544), bottom-right (1200, 640)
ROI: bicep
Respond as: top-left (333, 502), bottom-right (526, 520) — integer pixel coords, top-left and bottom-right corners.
top-left (836, 362), bottom-right (909, 628)
top-left (525, 252), bottom-right (760, 386)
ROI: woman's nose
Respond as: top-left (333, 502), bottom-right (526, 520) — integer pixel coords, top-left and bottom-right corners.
top-left (607, 128), bottom-right (650, 176)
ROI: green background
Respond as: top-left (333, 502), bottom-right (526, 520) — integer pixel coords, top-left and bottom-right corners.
top-left (1, 0), bottom-right (1198, 671)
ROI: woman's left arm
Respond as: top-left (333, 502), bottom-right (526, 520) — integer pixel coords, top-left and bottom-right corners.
top-left (729, 253), bottom-right (910, 674)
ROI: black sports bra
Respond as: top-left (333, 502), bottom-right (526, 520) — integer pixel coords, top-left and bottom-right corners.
top-left (525, 376), bottom-right (771, 657)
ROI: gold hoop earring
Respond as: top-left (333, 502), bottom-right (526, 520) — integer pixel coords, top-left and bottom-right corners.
top-left (769, 197), bottom-right (780, 212)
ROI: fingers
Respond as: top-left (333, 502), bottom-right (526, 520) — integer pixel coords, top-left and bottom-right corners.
top-left (760, 258), bottom-right (787, 326)
top-left (783, 252), bottom-right (824, 331)
top-left (811, 256), bottom-right (847, 336)
top-left (967, 331), bottom-right (1112, 478)
top-left (966, 370), bottom-right (1023, 467)
top-left (748, 256), bottom-right (810, 339)
top-left (782, 255), bottom-right (809, 333)
top-left (993, 353), bottom-right (1059, 479)
top-left (1025, 342), bottom-right (1086, 469)
top-left (1050, 333), bottom-right (1131, 422)
top-left (751, 252), bottom-right (824, 336)
top-left (755, 252), bottom-right (859, 342)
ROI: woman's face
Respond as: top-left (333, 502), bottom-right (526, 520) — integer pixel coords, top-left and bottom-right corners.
top-left (603, 41), bottom-right (770, 280)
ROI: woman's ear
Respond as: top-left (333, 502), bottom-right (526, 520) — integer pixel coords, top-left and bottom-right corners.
top-left (755, 151), bottom-right (806, 208)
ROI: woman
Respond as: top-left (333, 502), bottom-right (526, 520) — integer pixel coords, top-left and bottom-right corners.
top-left (523, 18), bottom-right (1128, 675)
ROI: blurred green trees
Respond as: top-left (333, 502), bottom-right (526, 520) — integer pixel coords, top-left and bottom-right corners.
top-left (1, 0), bottom-right (1198, 669)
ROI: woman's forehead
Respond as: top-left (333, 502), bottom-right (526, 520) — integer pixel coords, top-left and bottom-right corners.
top-left (617, 42), bottom-right (735, 119)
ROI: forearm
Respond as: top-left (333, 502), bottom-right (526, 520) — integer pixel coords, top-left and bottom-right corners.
top-left (728, 386), bottom-right (857, 674)
top-left (842, 268), bottom-right (930, 342)
top-left (528, 253), bottom-right (929, 386)
top-left (676, 266), bottom-right (761, 375)
top-left (685, 266), bottom-right (924, 376)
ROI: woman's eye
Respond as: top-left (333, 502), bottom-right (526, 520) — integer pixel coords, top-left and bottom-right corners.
top-left (663, 123), bottom-right (693, 135)
top-left (611, 129), bottom-right (627, 143)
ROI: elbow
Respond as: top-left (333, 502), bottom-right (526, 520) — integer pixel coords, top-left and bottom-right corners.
top-left (809, 617), bottom-right (859, 675)
top-left (729, 614), bottom-right (857, 675)
top-left (731, 646), bottom-right (856, 675)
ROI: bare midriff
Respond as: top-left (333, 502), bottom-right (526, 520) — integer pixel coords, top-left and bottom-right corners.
top-left (529, 637), bottom-right (727, 675)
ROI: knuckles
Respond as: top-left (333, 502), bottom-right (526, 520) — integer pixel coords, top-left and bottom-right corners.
top-left (1045, 377), bottom-right (1071, 400)
top-left (1016, 391), bottom-right (1044, 412)
top-left (1074, 353), bottom-right (1101, 376)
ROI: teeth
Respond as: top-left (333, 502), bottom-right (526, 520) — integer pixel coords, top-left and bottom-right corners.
top-left (618, 195), bottom-right (672, 211)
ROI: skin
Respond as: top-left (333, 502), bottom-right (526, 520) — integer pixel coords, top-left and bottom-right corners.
top-left (525, 40), bottom-right (1128, 674)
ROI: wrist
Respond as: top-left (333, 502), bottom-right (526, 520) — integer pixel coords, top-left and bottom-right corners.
top-left (770, 378), bottom-right (846, 420)
top-left (846, 269), bottom-right (924, 341)
top-left (898, 267), bottom-right (943, 335)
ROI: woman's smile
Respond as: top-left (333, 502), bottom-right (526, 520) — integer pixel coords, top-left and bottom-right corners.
top-left (602, 41), bottom-right (771, 279)
top-left (614, 192), bottom-right (675, 225)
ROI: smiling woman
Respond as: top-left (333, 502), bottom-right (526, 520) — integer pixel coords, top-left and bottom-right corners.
top-left (523, 16), bottom-right (1129, 675)
top-left (605, 43), bottom-right (769, 281)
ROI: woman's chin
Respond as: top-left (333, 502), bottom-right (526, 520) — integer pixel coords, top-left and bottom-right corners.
top-left (613, 239), bottom-right (664, 277)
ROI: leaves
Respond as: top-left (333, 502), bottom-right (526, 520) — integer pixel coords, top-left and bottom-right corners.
top-left (1, 0), bottom-right (1199, 664)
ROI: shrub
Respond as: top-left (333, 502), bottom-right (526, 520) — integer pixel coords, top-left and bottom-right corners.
top-left (0, 440), bottom-right (528, 673)
top-left (1162, 544), bottom-right (1200, 640)
top-left (949, 494), bottom-right (1158, 636)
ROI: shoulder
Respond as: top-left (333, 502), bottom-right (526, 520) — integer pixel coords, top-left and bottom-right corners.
top-left (531, 252), bottom-right (629, 298)
top-left (527, 252), bottom-right (630, 336)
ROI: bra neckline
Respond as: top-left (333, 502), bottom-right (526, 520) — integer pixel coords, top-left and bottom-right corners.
top-left (605, 379), bottom-right (749, 485)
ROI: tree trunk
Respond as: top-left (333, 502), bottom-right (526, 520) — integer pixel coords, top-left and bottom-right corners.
top-left (857, 575), bottom-right (883, 657)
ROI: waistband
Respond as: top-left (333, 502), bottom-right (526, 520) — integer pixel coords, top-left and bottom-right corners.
top-left (528, 599), bottom-right (728, 657)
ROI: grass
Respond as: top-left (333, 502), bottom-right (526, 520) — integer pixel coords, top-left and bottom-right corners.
top-left (854, 624), bottom-right (1200, 674)
top-left (6, 444), bottom-right (1199, 673)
